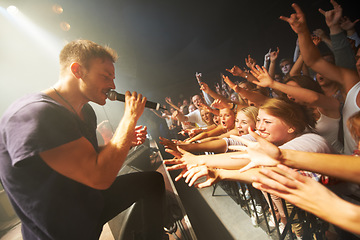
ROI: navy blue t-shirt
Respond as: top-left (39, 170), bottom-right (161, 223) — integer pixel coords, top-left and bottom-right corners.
top-left (0, 93), bottom-right (105, 239)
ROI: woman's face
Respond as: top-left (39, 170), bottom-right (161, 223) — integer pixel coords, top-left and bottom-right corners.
top-left (235, 112), bottom-right (256, 135)
top-left (219, 108), bottom-right (235, 130)
top-left (201, 110), bottom-right (213, 124)
top-left (256, 109), bottom-right (295, 146)
top-left (230, 93), bottom-right (238, 102)
top-left (213, 115), bottom-right (220, 125)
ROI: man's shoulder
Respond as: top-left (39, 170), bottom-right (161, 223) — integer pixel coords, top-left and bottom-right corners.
top-left (1, 93), bottom-right (58, 125)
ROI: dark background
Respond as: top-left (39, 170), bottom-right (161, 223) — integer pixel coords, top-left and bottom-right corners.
top-left (0, 0), bottom-right (358, 136)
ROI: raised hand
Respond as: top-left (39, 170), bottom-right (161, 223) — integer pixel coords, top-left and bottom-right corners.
top-left (124, 91), bottom-right (146, 122)
top-left (269, 47), bottom-right (280, 62)
top-left (223, 75), bottom-right (240, 92)
top-left (211, 98), bottom-right (230, 110)
top-left (159, 136), bottom-right (178, 152)
top-left (311, 35), bottom-right (321, 46)
top-left (182, 165), bottom-right (220, 188)
top-left (264, 48), bottom-right (271, 62)
top-left (250, 65), bottom-right (275, 88)
top-left (226, 65), bottom-right (244, 77)
top-left (199, 81), bottom-right (210, 94)
top-left (195, 72), bottom-right (202, 84)
top-left (318, 0), bottom-right (342, 28)
top-left (279, 3), bottom-right (308, 34)
top-left (165, 97), bottom-right (172, 104)
top-left (340, 16), bottom-right (360, 32)
top-left (245, 55), bottom-right (256, 69)
top-left (131, 125), bottom-right (147, 147)
top-left (229, 127), bottom-right (282, 172)
top-left (214, 82), bottom-right (221, 94)
top-left (163, 147), bottom-right (203, 180)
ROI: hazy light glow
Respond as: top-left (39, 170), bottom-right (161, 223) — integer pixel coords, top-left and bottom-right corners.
top-left (60, 21), bottom-right (70, 31)
top-left (7, 5), bottom-right (19, 15)
top-left (52, 4), bottom-right (63, 14)
top-left (5, 6), bottom-right (63, 57)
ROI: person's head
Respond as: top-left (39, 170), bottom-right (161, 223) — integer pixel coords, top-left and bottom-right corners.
top-left (200, 108), bottom-right (214, 126)
top-left (235, 106), bottom-right (258, 135)
top-left (230, 93), bottom-right (239, 103)
top-left (188, 104), bottom-right (196, 113)
top-left (257, 98), bottom-right (315, 146)
top-left (183, 99), bottom-right (189, 106)
top-left (315, 73), bottom-right (339, 88)
top-left (191, 94), bottom-right (204, 109)
top-left (283, 75), bottom-right (323, 104)
top-left (169, 107), bottom-right (175, 114)
top-left (347, 111), bottom-right (360, 148)
top-left (238, 81), bottom-right (257, 91)
top-left (219, 107), bottom-right (236, 130)
top-left (60, 39), bottom-right (118, 76)
top-left (180, 105), bottom-right (189, 115)
top-left (279, 58), bottom-right (293, 75)
top-left (59, 40), bottom-right (118, 105)
top-left (213, 114), bottom-right (220, 125)
top-left (274, 73), bottom-right (282, 82)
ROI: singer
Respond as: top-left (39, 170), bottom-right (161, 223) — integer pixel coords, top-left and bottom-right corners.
top-left (0, 40), bottom-right (165, 239)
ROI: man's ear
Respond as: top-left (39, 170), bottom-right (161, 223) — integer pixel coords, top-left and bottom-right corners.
top-left (70, 62), bottom-right (83, 79)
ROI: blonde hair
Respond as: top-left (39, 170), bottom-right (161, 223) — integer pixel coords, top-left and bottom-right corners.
top-left (238, 106), bottom-right (258, 124)
top-left (347, 111), bottom-right (360, 143)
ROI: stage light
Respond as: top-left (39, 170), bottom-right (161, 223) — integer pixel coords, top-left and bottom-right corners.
top-left (52, 4), bottom-right (63, 14)
top-left (4, 6), bottom-right (63, 57)
top-left (6, 5), bottom-right (19, 15)
top-left (60, 21), bottom-right (70, 31)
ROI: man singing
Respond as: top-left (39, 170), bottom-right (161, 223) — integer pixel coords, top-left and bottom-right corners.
top-left (0, 39), bottom-right (165, 239)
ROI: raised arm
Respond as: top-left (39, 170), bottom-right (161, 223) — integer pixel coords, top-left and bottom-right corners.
top-left (183, 125), bottom-right (225, 144)
top-left (251, 65), bottom-right (340, 118)
top-left (280, 2), bottom-right (359, 92)
top-left (223, 75), bottom-right (269, 106)
top-left (40, 91), bottom-right (146, 190)
top-left (165, 97), bottom-right (181, 112)
top-left (268, 47), bottom-right (280, 78)
top-left (340, 16), bottom-right (360, 47)
top-left (199, 81), bottom-right (231, 105)
top-left (164, 147), bottom-right (250, 172)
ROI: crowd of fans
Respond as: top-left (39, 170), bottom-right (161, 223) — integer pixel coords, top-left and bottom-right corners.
top-left (153, 1), bottom-right (360, 239)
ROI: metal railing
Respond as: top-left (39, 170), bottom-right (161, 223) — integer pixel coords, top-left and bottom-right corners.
top-left (212, 180), bottom-right (328, 240)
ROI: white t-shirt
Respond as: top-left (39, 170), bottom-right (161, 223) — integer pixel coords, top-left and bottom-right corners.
top-left (186, 109), bottom-right (207, 128)
top-left (224, 132), bottom-right (332, 154)
top-left (342, 81), bottom-right (360, 155)
top-left (316, 111), bottom-right (343, 153)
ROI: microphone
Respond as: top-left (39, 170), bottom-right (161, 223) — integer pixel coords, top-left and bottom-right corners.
top-left (107, 90), bottom-right (167, 111)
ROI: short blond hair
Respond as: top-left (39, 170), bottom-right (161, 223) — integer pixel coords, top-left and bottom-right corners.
top-left (59, 39), bottom-right (118, 74)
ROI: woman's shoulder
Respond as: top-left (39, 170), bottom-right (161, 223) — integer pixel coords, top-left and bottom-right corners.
top-left (280, 133), bottom-right (333, 153)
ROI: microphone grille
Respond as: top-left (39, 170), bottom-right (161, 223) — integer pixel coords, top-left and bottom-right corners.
top-left (107, 91), bottom-right (117, 101)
